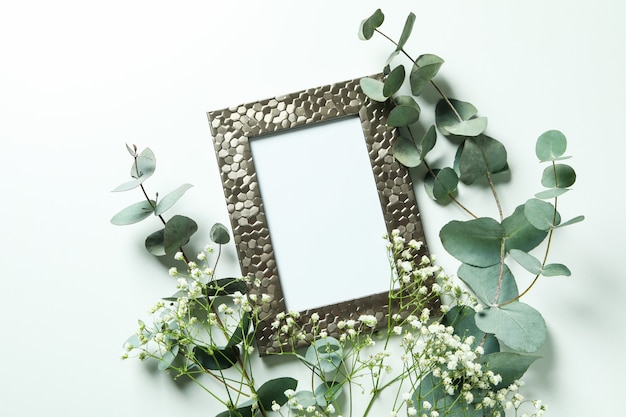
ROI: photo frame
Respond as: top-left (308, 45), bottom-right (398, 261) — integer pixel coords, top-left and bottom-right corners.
top-left (208, 75), bottom-right (430, 355)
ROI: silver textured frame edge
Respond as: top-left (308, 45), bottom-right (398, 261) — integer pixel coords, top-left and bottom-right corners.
top-left (208, 75), bottom-right (430, 355)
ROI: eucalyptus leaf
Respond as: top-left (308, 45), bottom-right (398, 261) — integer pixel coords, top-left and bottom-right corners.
top-left (396, 12), bottom-right (415, 51)
top-left (435, 98), bottom-right (478, 136)
top-left (440, 218), bottom-right (505, 267)
top-left (206, 278), bottom-right (247, 296)
top-left (419, 124), bottom-right (437, 156)
top-left (111, 200), bottom-right (156, 225)
top-left (290, 391), bottom-right (316, 409)
top-left (393, 136), bottom-right (422, 167)
top-left (358, 9), bottom-right (384, 40)
top-left (541, 263), bottom-right (571, 277)
top-left (523, 198), bottom-right (560, 230)
top-left (410, 54), bottom-right (444, 96)
top-left (477, 352), bottom-right (540, 389)
top-left (360, 77), bottom-right (387, 102)
top-left (541, 164), bottom-right (576, 188)
top-left (556, 215), bottom-right (585, 228)
top-left (475, 302), bottom-right (546, 352)
top-left (125, 143), bottom-right (137, 157)
top-left (305, 337), bottom-right (343, 374)
top-left (424, 167), bottom-right (458, 201)
top-left (444, 117), bottom-right (488, 137)
top-left (155, 183), bottom-right (193, 216)
top-left (157, 344), bottom-right (179, 370)
top-left (194, 345), bottom-right (238, 370)
top-left (508, 249), bottom-right (542, 275)
top-left (458, 135), bottom-right (508, 184)
top-left (145, 228), bottom-right (166, 256)
top-left (215, 404), bottom-right (254, 417)
top-left (457, 263), bottom-right (519, 306)
top-left (383, 65), bottom-right (405, 97)
top-left (535, 188), bottom-right (569, 199)
top-left (442, 306), bottom-right (500, 354)
top-left (502, 205), bottom-right (548, 253)
top-left (536, 130), bottom-right (568, 162)
top-left (210, 222), bottom-right (231, 245)
top-left (314, 381), bottom-right (343, 407)
top-left (164, 215), bottom-right (198, 254)
top-left (257, 377), bottom-right (298, 410)
top-left (387, 105), bottom-right (420, 127)
top-left (113, 148), bottom-right (156, 192)
top-left (227, 312), bottom-right (251, 348)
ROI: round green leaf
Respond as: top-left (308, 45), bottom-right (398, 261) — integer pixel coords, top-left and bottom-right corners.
top-left (111, 200), bottom-right (156, 225)
top-left (358, 9), bottom-right (384, 40)
top-left (475, 302), bottom-right (546, 353)
top-left (290, 391), bottom-right (316, 409)
top-left (359, 77), bottom-right (387, 102)
top-left (536, 130), bottom-right (568, 162)
top-left (410, 54), bottom-right (444, 96)
top-left (477, 352), bottom-right (539, 389)
top-left (458, 135), bottom-right (508, 184)
top-left (393, 136), bottom-right (422, 167)
top-left (194, 345), bottom-right (239, 370)
top-left (314, 381), bottom-right (343, 407)
top-left (523, 198), bottom-right (560, 230)
top-left (164, 215), bottom-right (198, 254)
top-left (257, 377), bottom-right (298, 410)
top-left (210, 222), bottom-right (231, 245)
top-left (541, 164), bottom-right (576, 188)
top-left (435, 98), bottom-right (478, 135)
top-left (383, 65), bottom-right (405, 97)
top-left (387, 105), bottom-right (420, 127)
top-left (157, 344), bottom-right (179, 371)
top-left (444, 117), bottom-right (488, 137)
top-left (145, 228), bottom-right (166, 256)
top-left (419, 124), bottom-right (437, 157)
top-left (457, 263), bottom-right (519, 306)
top-left (502, 205), bottom-right (548, 253)
top-left (424, 167), bottom-right (458, 200)
top-left (440, 218), bottom-right (506, 267)
top-left (442, 306), bottom-right (500, 354)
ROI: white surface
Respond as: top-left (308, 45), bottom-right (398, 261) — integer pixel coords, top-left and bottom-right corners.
top-left (1, 1), bottom-right (624, 416)
top-left (249, 117), bottom-right (391, 313)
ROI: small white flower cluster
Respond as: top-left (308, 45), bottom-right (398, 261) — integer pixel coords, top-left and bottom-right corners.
top-left (122, 245), bottom-right (272, 372)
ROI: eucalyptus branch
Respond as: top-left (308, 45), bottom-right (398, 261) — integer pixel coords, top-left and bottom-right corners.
top-left (374, 28), bottom-right (463, 122)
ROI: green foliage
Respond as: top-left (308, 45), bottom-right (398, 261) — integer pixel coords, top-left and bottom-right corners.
top-left (440, 218), bottom-right (505, 267)
top-left (112, 147), bottom-right (156, 192)
top-left (210, 222), bottom-right (231, 244)
top-left (410, 54), bottom-right (444, 96)
top-left (536, 129), bottom-right (569, 162)
top-left (256, 377), bottom-right (298, 410)
top-left (457, 135), bottom-right (508, 184)
top-left (358, 9), bottom-right (384, 40)
top-left (424, 167), bottom-right (458, 200)
top-left (163, 215), bottom-right (198, 254)
top-left (396, 12), bottom-right (415, 51)
top-left (155, 183), bottom-right (193, 216)
top-left (541, 164), bottom-right (576, 188)
top-left (304, 337), bottom-right (343, 374)
top-left (477, 352), bottom-right (540, 389)
top-left (475, 302), bottom-right (547, 352)
top-left (442, 306), bottom-right (500, 354)
top-left (383, 65), bottom-right (405, 97)
top-left (435, 99), bottom-right (481, 136)
top-left (501, 205), bottom-right (548, 253)
top-left (359, 77), bottom-right (387, 102)
top-left (111, 200), bottom-right (156, 225)
top-left (194, 345), bottom-right (239, 370)
top-left (457, 263), bottom-right (519, 305)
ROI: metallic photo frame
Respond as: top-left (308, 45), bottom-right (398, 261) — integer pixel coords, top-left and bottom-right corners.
top-left (208, 75), bottom-right (430, 355)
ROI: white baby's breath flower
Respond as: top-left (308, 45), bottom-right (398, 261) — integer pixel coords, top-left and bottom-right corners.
top-left (174, 251), bottom-right (184, 261)
top-left (168, 267), bottom-right (178, 276)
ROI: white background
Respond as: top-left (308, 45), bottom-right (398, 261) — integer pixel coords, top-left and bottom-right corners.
top-left (1, 1), bottom-right (624, 415)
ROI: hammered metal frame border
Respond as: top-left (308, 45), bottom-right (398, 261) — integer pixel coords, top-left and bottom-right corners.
top-left (208, 75), bottom-right (430, 355)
